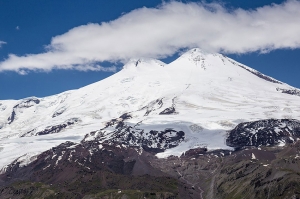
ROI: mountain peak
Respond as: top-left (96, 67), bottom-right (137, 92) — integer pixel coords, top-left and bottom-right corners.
top-left (122, 58), bottom-right (165, 70)
top-left (172, 48), bottom-right (220, 66)
top-left (180, 48), bottom-right (213, 58)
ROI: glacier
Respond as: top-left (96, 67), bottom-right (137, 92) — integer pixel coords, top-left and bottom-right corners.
top-left (0, 48), bottom-right (300, 170)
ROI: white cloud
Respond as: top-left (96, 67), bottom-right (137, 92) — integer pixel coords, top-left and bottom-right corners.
top-left (0, 41), bottom-right (6, 48)
top-left (1, 0), bottom-right (300, 73)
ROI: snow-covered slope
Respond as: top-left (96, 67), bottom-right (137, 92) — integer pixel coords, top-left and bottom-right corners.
top-left (1, 48), bottom-right (300, 170)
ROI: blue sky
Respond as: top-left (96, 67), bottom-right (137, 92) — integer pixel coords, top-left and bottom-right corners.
top-left (0, 0), bottom-right (299, 100)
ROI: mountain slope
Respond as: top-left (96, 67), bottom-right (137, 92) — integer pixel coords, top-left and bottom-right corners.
top-left (0, 48), bottom-right (300, 170)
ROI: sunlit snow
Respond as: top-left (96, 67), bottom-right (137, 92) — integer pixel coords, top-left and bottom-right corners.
top-left (0, 48), bottom-right (300, 169)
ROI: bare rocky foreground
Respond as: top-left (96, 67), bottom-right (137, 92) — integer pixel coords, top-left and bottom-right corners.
top-left (1, 137), bottom-right (300, 199)
top-left (2, 119), bottom-right (300, 199)
top-left (0, 141), bottom-right (196, 199)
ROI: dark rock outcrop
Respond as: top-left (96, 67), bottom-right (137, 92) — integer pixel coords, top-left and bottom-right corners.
top-left (141, 98), bottom-right (164, 116)
top-left (85, 114), bottom-right (185, 153)
top-left (52, 107), bottom-right (67, 118)
top-left (7, 110), bottom-right (16, 124)
top-left (22, 118), bottom-right (80, 137)
top-left (226, 119), bottom-right (300, 148)
top-left (276, 87), bottom-right (300, 97)
top-left (159, 106), bottom-right (176, 115)
top-left (13, 98), bottom-right (40, 109)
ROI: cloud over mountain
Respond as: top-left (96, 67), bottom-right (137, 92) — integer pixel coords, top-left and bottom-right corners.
top-left (1, 0), bottom-right (300, 73)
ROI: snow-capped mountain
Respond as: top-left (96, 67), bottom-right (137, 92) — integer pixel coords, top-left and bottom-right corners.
top-left (1, 48), bottom-right (300, 170)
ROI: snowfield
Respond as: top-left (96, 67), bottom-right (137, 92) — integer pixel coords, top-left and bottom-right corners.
top-left (0, 48), bottom-right (300, 170)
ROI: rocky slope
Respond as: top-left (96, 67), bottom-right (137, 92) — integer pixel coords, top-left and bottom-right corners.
top-left (226, 119), bottom-right (300, 148)
top-left (151, 141), bottom-right (300, 199)
top-left (2, 119), bottom-right (300, 198)
top-left (2, 133), bottom-right (300, 199)
top-left (0, 141), bottom-right (197, 199)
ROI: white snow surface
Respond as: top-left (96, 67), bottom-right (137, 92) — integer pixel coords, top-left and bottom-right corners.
top-left (1, 48), bottom-right (300, 168)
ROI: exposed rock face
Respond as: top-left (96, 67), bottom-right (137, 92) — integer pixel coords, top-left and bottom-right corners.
top-left (159, 106), bottom-right (176, 115)
top-left (22, 118), bottom-right (81, 137)
top-left (7, 110), bottom-right (16, 124)
top-left (277, 87), bottom-right (300, 97)
top-left (142, 98), bottom-right (164, 116)
top-left (13, 98), bottom-right (40, 109)
top-left (226, 119), bottom-right (300, 148)
top-left (159, 97), bottom-right (177, 115)
top-left (52, 106), bottom-right (67, 118)
top-left (84, 114), bottom-right (185, 153)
